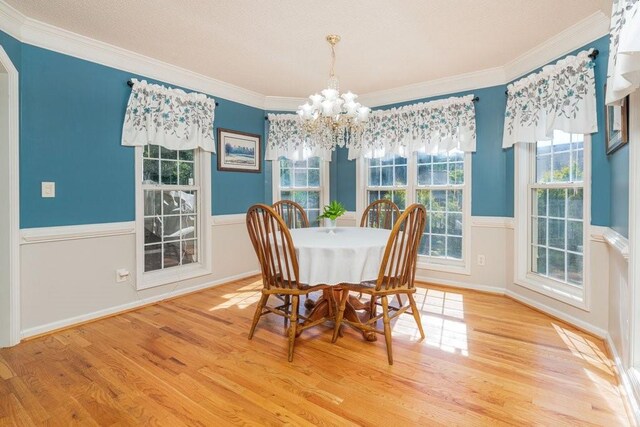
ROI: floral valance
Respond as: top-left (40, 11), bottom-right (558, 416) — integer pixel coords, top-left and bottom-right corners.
top-left (121, 78), bottom-right (216, 152)
top-left (503, 49), bottom-right (597, 148)
top-left (606, 0), bottom-right (640, 105)
top-left (265, 114), bottom-right (334, 161)
top-left (348, 95), bottom-right (477, 160)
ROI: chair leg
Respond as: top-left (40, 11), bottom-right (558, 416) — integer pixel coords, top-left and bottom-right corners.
top-left (369, 296), bottom-right (377, 317)
top-left (332, 289), bottom-right (350, 343)
top-left (249, 294), bottom-right (269, 340)
top-left (381, 296), bottom-right (393, 365)
top-left (395, 294), bottom-right (403, 308)
top-left (408, 293), bottom-right (425, 340)
top-left (287, 295), bottom-right (300, 362)
top-left (283, 295), bottom-right (290, 331)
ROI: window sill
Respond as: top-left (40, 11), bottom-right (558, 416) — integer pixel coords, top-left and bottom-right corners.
top-left (514, 273), bottom-right (588, 311)
top-left (137, 263), bottom-right (212, 290)
top-left (416, 257), bottom-right (470, 276)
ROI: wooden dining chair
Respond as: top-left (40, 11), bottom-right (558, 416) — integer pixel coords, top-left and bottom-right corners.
top-left (273, 200), bottom-right (310, 229)
top-left (246, 204), bottom-right (328, 361)
top-left (332, 203), bottom-right (427, 365)
top-left (360, 199), bottom-right (401, 230)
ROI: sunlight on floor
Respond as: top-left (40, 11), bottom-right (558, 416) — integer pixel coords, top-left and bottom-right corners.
top-left (208, 280), bottom-right (263, 311)
top-left (552, 323), bottom-right (614, 376)
top-left (394, 288), bottom-right (469, 356)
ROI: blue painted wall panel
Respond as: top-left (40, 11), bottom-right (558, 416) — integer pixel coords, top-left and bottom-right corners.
top-left (610, 144), bottom-right (629, 237)
top-left (17, 44), bottom-right (266, 228)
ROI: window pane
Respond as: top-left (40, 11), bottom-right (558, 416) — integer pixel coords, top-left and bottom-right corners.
top-left (417, 164), bottom-right (431, 185)
top-left (567, 189), bottom-right (583, 220)
top-left (143, 159), bottom-right (159, 184)
top-left (181, 215), bottom-right (197, 239)
top-left (431, 235), bottom-right (446, 257)
top-left (163, 216), bottom-right (181, 241)
top-left (161, 146), bottom-right (178, 160)
top-left (536, 155), bottom-right (551, 182)
top-left (161, 161), bottom-right (178, 185)
top-left (144, 244), bottom-right (162, 272)
top-left (532, 246), bottom-right (547, 276)
top-left (369, 166), bottom-right (381, 186)
top-left (395, 165), bottom-right (407, 186)
top-left (433, 163), bottom-right (447, 185)
top-left (419, 234), bottom-right (429, 256)
top-left (548, 249), bottom-right (566, 282)
top-left (163, 242), bottom-right (181, 268)
top-left (179, 150), bottom-right (194, 161)
top-left (552, 151), bottom-right (571, 182)
top-left (431, 190), bottom-right (446, 211)
top-left (182, 240), bottom-right (197, 265)
top-left (294, 169), bottom-right (307, 187)
top-left (392, 190), bottom-right (406, 210)
top-left (144, 190), bottom-right (162, 216)
top-left (448, 190), bottom-right (463, 212)
top-left (308, 157), bottom-right (320, 168)
top-left (144, 144), bottom-right (160, 159)
top-left (548, 219), bottom-right (565, 250)
top-left (308, 169), bottom-right (320, 187)
top-left (280, 168), bottom-right (291, 188)
top-left (431, 212), bottom-right (446, 234)
top-left (548, 189), bottom-right (566, 218)
top-left (178, 162), bottom-right (194, 186)
top-left (447, 213), bottom-right (463, 236)
top-left (381, 167), bottom-right (393, 186)
top-left (567, 220), bottom-right (583, 253)
top-left (567, 253), bottom-right (583, 286)
top-left (532, 217), bottom-right (547, 246)
top-left (449, 162), bottom-right (464, 185)
top-left (144, 218), bottom-right (161, 244)
top-left (534, 189), bottom-right (548, 216)
top-left (447, 236), bottom-right (462, 259)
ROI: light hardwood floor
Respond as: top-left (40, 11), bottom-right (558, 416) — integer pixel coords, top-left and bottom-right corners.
top-left (0, 276), bottom-right (633, 426)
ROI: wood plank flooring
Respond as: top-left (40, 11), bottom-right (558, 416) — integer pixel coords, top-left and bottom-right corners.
top-left (0, 276), bottom-right (632, 426)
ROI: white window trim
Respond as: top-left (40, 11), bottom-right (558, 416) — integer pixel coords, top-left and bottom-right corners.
top-left (271, 158), bottom-right (330, 213)
top-left (134, 146), bottom-right (212, 290)
top-left (355, 153), bottom-right (472, 275)
top-left (513, 135), bottom-right (592, 311)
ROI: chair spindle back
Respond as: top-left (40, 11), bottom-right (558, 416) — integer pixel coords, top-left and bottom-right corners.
top-left (246, 204), bottom-right (300, 290)
top-left (273, 200), bottom-right (310, 229)
top-left (361, 199), bottom-right (401, 230)
top-left (376, 204), bottom-right (426, 291)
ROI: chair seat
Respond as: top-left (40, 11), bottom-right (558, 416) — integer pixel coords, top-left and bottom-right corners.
top-left (341, 279), bottom-right (416, 295)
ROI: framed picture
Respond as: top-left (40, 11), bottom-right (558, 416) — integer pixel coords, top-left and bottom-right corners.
top-left (605, 88), bottom-right (629, 155)
top-left (217, 128), bottom-right (262, 173)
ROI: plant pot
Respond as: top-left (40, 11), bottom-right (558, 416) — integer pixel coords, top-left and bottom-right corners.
top-left (325, 218), bottom-right (337, 229)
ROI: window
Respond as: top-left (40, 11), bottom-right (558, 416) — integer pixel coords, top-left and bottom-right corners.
top-left (515, 130), bottom-right (590, 307)
top-left (361, 149), bottom-right (470, 271)
top-left (136, 144), bottom-right (211, 289)
top-left (273, 157), bottom-right (328, 226)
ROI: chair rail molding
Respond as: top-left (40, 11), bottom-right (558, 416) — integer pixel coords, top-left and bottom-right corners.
top-left (20, 221), bottom-right (136, 244)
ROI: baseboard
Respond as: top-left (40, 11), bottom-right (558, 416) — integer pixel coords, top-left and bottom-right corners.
top-left (504, 288), bottom-right (607, 338)
top-left (414, 275), bottom-right (607, 339)
top-left (605, 334), bottom-right (640, 425)
top-left (20, 270), bottom-right (261, 340)
top-left (415, 275), bottom-right (504, 295)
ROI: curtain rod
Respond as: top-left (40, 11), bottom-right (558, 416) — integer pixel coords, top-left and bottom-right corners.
top-left (127, 80), bottom-right (220, 107)
top-left (504, 49), bottom-right (599, 95)
top-left (264, 96), bottom-right (480, 120)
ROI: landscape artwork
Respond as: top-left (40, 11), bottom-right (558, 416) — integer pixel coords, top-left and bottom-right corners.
top-left (217, 128), bottom-right (262, 172)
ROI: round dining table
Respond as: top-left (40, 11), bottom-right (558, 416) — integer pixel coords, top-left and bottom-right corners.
top-left (289, 226), bottom-right (391, 341)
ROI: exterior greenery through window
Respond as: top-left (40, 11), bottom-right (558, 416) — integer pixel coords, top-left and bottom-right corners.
top-left (531, 131), bottom-right (584, 286)
top-left (142, 145), bottom-right (199, 272)
top-left (279, 157), bottom-right (322, 226)
top-left (366, 150), bottom-right (466, 261)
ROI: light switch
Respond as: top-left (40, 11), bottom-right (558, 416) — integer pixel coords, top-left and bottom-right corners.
top-left (41, 182), bottom-right (55, 198)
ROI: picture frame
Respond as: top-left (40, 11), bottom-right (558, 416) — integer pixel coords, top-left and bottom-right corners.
top-left (605, 87), bottom-right (629, 155)
top-left (217, 128), bottom-right (262, 173)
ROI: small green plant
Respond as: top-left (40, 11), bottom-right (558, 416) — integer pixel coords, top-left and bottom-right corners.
top-left (318, 200), bottom-right (346, 221)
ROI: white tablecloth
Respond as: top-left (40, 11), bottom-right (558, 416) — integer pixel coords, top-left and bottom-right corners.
top-left (289, 227), bottom-right (390, 286)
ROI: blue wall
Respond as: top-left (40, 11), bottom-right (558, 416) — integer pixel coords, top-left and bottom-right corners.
top-left (13, 42), bottom-right (266, 228)
top-left (1, 30), bottom-right (628, 231)
top-left (610, 144), bottom-right (629, 237)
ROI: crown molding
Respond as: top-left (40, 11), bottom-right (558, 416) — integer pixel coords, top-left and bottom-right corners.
top-left (503, 11), bottom-right (610, 82)
top-left (359, 66), bottom-right (506, 108)
top-left (264, 96), bottom-right (306, 112)
top-left (0, 1), bottom-right (611, 112)
top-left (0, 1), bottom-right (266, 110)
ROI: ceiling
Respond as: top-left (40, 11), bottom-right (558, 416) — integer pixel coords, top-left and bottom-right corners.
top-left (7, 0), bottom-right (612, 98)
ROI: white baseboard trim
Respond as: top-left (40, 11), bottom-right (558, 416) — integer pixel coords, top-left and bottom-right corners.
top-left (605, 334), bottom-right (640, 425)
top-left (20, 221), bottom-right (136, 244)
top-left (415, 275), bottom-right (504, 295)
top-left (20, 269), bottom-right (260, 339)
top-left (415, 275), bottom-right (607, 338)
top-left (504, 288), bottom-right (606, 338)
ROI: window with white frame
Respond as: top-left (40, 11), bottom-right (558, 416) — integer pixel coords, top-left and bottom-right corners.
top-left (274, 157), bottom-right (327, 226)
top-left (530, 131), bottom-right (585, 287)
top-left (362, 149), bottom-right (470, 267)
top-left (514, 130), bottom-right (590, 307)
top-left (138, 144), bottom-right (209, 288)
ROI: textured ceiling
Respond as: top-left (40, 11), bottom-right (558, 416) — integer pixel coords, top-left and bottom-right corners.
top-left (7, 0), bottom-right (612, 97)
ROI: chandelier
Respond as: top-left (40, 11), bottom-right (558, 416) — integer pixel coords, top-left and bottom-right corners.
top-left (297, 35), bottom-right (370, 147)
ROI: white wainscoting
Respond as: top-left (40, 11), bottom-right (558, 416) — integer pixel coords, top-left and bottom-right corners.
top-left (19, 216), bottom-right (259, 338)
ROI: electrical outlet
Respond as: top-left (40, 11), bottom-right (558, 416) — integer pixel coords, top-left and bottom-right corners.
top-left (115, 269), bottom-right (130, 283)
top-left (41, 182), bottom-right (56, 198)
top-left (477, 255), bottom-right (486, 266)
